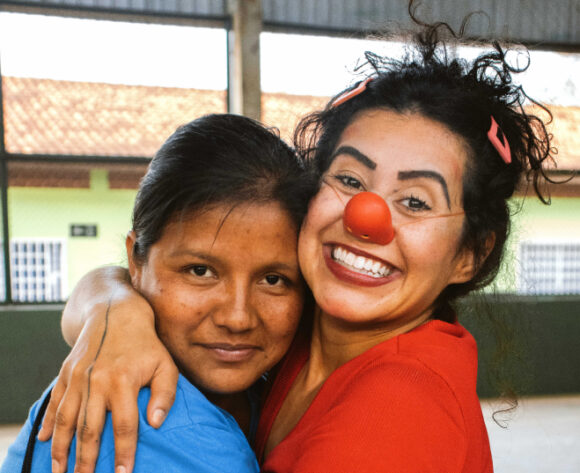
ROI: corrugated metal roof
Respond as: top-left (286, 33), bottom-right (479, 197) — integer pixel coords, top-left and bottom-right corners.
top-left (1, 0), bottom-right (578, 48)
top-left (263, 0), bottom-right (580, 47)
top-left (0, 0), bottom-right (227, 18)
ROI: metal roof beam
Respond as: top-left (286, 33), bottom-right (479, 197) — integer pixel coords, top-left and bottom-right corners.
top-left (0, 0), bottom-right (578, 50)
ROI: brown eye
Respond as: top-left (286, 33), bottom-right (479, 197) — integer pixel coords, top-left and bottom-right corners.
top-left (265, 275), bottom-right (281, 285)
top-left (189, 265), bottom-right (215, 278)
top-left (401, 195), bottom-right (431, 211)
top-left (335, 174), bottom-right (364, 190)
top-left (261, 274), bottom-right (291, 288)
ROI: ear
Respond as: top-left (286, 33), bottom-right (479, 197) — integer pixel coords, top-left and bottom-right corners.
top-left (450, 232), bottom-right (496, 284)
top-left (125, 230), bottom-right (142, 288)
top-left (449, 247), bottom-right (476, 285)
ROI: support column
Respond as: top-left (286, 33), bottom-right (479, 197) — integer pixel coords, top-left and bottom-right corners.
top-left (0, 60), bottom-right (12, 302)
top-left (227, 0), bottom-right (262, 120)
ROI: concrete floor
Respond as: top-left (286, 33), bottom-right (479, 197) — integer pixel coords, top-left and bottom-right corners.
top-left (482, 395), bottom-right (580, 473)
top-left (1, 395), bottom-right (580, 471)
top-left (0, 424), bottom-right (22, 466)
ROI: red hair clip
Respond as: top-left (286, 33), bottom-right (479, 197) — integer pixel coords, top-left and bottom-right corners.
top-left (331, 78), bottom-right (374, 108)
top-left (487, 116), bottom-right (511, 164)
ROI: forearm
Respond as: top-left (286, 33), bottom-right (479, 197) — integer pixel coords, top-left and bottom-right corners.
top-left (45, 266), bottom-right (177, 473)
top-left (61, 266), bottom-right (132, 346)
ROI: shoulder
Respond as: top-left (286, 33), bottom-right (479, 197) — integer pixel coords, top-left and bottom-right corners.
top-left (286, 324), bottom-right (474, 472)
top-left (328, 337), bottom-right (468, 429)
top-left (141, 375), bottom-right (241, 434)
top-left (130, 375), bottom-right (259, 473)
top-left (337, 320), bottom-right (476, 393)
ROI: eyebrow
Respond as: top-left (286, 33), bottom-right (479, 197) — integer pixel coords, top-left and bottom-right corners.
top-left (167, 249), bottom-right (219, 263)
top-left (330, 145), bottom-right (377, 170)
top-left (168, 250), bottom-right (299, 273)
top-left (397, 170), bottom-right (451, 209)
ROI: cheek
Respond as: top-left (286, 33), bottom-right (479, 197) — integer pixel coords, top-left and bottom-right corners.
top-left (399, 221), bottom-right (464, 267)
top-left (261, 295), bottom-right (303, 350)
top-left (149, 285), bottom-right (208, 335)
top-left (302, 186), bottom-right (345, 233)
top-left (299, 189), bottom-right (343, 262)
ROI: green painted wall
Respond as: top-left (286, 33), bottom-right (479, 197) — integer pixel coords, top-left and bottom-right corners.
top-left (517, 196), bottom-right (580, 237)
top-left (478, 196), bottom-right (580, 292)
top-left (9, 174), bottom-right (580, 297)
top-left (8, 163), bottom-right (580, 295)
top-left (8, 170), bottom-right (137, 296)
top-left (0, 306), bottom-right (69, 423)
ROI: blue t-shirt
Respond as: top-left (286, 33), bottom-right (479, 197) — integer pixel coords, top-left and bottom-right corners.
top-left (1, 375), bottom-right (259, 473)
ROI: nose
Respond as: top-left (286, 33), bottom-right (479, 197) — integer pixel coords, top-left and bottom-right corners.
top-left (343, 191), bottom-right (394, 245)
top-left (212, 283), bottom-right (258, 333)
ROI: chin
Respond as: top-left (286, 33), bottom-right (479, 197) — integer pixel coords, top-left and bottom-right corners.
top-left (201, 376), bottom-right (256, 395)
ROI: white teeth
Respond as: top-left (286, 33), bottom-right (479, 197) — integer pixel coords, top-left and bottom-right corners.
top-left (354, 256), bottom-right (365, 269)
top-left (331, 246), bottom-right (392, 278)
top-left (345, 252), bottom-right (355, 265)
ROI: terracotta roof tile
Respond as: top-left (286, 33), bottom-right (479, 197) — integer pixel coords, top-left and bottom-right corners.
top-left (546, 105), bottom-right (580, 171)
top-left (2, 77), bottom-right (579, 170)
top-left (261, 93), bottom-right (329, 141)
top-left (2, 77), bottom-right (227, 157)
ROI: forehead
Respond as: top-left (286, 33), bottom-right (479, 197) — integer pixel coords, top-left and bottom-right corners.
top-left (160, 202), bottom-right (298, 254)
top-left (334, 109), bottom-right (468, 182)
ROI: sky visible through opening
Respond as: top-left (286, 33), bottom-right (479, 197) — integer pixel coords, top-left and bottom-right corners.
top-left (0, 12), bottom-right (578, 105)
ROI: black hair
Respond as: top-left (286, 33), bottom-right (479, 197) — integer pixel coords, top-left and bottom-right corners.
top-left (294, 14), bottom-right (556, 322)
top-left (131, 113), bottom-right (317, 263)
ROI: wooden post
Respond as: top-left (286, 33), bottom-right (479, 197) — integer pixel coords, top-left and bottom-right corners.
top-left (227, 0), bottom-right (262, 120)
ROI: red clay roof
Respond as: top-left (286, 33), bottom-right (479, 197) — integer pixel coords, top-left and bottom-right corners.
top-left (546, 106), bottom-right (580, 171)
top-left (2, 76), bottom-right (578, 170)
top-left (2, 77), bottom-right (327, 157)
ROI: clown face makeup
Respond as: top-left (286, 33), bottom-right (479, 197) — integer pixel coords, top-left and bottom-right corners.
top-left (298, 109), bottom-right (476, 332)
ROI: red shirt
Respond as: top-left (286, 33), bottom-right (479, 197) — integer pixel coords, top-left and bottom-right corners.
top-left (256, 320), bottom-right (493, 472)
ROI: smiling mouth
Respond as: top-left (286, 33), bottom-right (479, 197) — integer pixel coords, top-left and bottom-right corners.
top-left (331, 245), bottom-right (393, 278)
top-left (199, 343), bottom-right (261, 363)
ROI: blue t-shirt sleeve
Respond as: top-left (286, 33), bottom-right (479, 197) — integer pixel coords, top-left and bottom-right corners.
top-left (126, 377), bottom-right (259, 473)
top-left (1, 377), bottom-right (259, 473)
top-left (132, 420), bottom-right (259, 473)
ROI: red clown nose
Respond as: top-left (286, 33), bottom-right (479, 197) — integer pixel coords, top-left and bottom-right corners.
top-left (343, 192), bottom-right (394, 245)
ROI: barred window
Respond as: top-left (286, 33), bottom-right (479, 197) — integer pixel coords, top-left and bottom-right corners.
top-left (518, 242), bottom-right (580, 295)
top-left (9, 239), bottom-right (67, 302)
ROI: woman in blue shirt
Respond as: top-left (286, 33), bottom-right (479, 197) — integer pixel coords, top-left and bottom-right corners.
top-left (1, 113), bottom-right (316, 473)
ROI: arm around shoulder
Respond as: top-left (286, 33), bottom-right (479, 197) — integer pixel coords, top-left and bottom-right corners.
top-left (38, 266), bottom-right (179, 473)
top-left (61, 266), bottom-right (134, 346)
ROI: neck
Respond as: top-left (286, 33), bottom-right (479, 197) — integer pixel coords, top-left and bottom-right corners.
top-left (205, 390), bottom-right (251, 434)
top-left (305, 306), bottom-right (432, 381)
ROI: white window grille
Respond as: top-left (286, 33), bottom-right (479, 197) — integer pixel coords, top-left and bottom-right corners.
top-left (10, 238), bottom-right (67, 302)
top-left (518, 242), bottom-right (580, 295)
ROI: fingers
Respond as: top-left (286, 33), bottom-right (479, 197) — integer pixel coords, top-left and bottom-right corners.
top-left (110, 381), bottom-right (141, 473)
top-left (49, 383), bottom-right (83, 473)
top-left (38, 377), bottom-right (67, 442)
top-left (147, 362), bottom-right (179, 429)
top-left (71, 376), bottom-right (108, 473)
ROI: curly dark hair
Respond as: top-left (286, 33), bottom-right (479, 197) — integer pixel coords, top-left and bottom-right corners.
top-left (294, 13), bottom-right (556, 323)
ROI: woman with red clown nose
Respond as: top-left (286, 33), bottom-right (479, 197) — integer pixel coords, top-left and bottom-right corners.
top-left (37, 8), bottom-right (558, 473)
